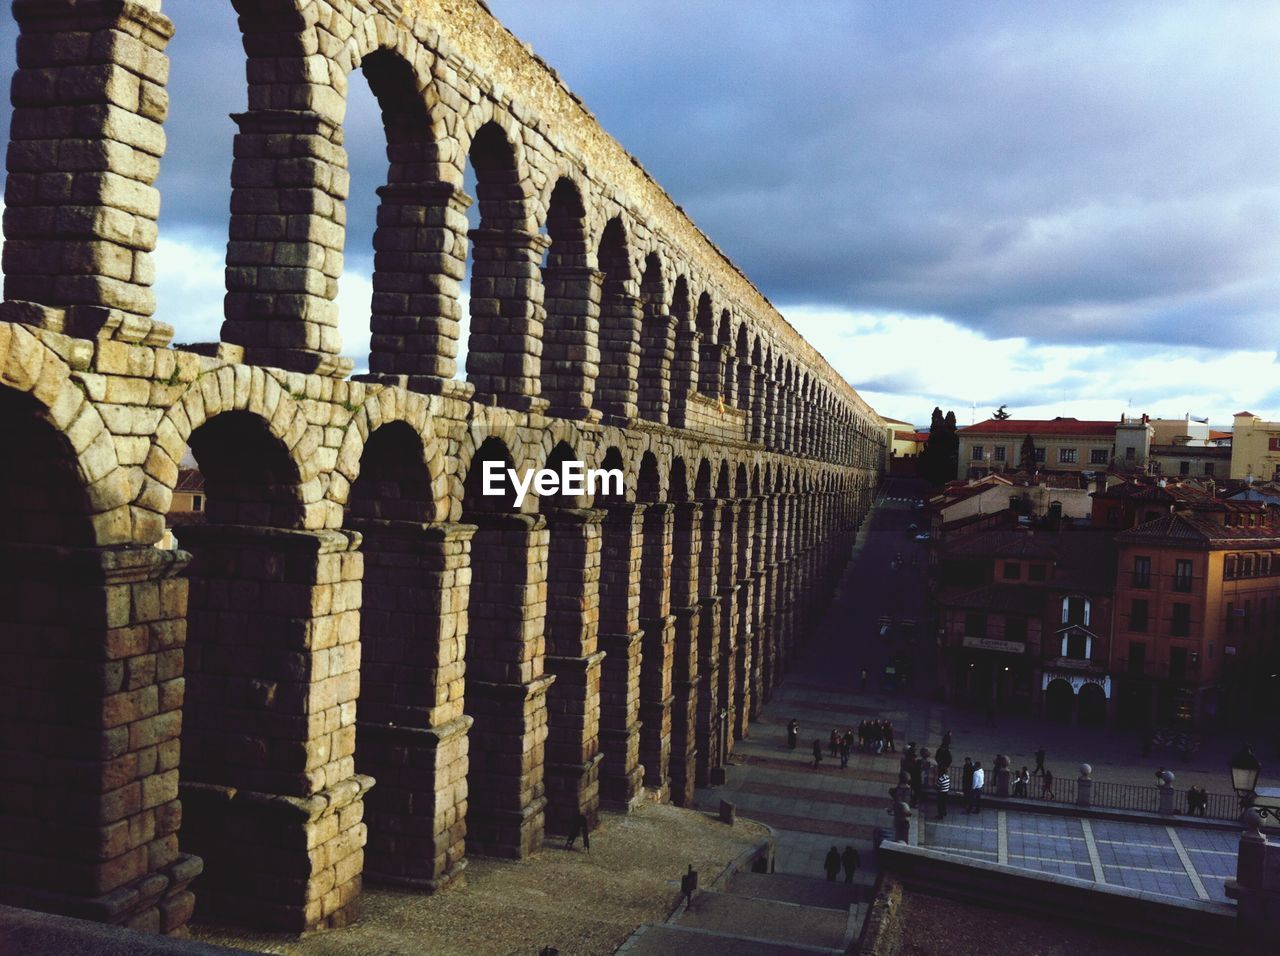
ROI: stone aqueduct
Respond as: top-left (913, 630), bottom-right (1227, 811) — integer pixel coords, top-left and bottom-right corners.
top-left (0, 0), bottom-right (885, 938)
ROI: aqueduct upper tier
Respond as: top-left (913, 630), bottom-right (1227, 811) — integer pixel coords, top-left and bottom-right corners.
top-left (0, 0), bottom-right (885, 937)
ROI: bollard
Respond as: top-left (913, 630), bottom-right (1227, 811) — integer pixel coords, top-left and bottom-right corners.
top-left (1077, 763), bottom-right (1092, 808)
top-left (719, 799), bottom-right (736, 825)
top-left (1157, 769), bottom-right (1176, 815)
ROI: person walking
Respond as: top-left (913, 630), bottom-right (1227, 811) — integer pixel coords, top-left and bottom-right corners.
top-left (941, 729), bottom-right (953, 750)
top-left (1034, 745), bottom-right (1046, 778)
top-left (787, 718), bottom-right (799, 750)
top-left (830, 728), bottom-right (841, 759)
top-left (935, 766), bottom-right (951, 820)
top-left (1041, 768), bottom-right (1056, 801)
top-left (812, 739), bottom-right (823, 769)
top-left (565, 812), bottom-right (590, 852)
top-left (841, 845), bottom-right (860, 883)
top-left (840, 733), bottom-right (852, 769)
top-left (1013, 766), bottom-right (1030, 798)
top-left (961, 757), bottom-right (974, 801)
top-left (824, 846), bottom-right (841, 881)
top-left (860, 668), bottom-right (868, 692)
top-left (885, 721), bottom-right (896, 753)
top-left (890, 802), bottom-right (912, 843)
top-left (968, 761), bottom-right (985, 814)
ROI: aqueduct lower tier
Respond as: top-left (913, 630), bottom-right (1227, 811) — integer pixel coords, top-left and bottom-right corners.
top-left (0, 0), bottom-right (886, 938)
top-left (0, 324), bottom-right (880, 934)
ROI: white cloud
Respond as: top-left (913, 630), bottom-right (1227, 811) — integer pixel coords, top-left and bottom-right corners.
top-left (782, 303), bottom-right (1280, 427)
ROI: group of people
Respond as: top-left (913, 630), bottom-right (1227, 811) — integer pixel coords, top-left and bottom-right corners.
top-left (822, 845), bottom-right (860, 882)
top-left (787, 718), bottom-right (897, 769)
top-left (1185, 784), bottom-right (1210, 816)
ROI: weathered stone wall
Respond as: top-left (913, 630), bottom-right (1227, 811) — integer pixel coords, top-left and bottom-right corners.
top-left (0, 0), bottom-right (887, 939)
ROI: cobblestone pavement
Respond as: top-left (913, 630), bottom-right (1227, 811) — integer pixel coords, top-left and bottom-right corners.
top-left (190, 804), bottom-right (767, 956)
top-left (921, 809), bottom-right (1238, 904)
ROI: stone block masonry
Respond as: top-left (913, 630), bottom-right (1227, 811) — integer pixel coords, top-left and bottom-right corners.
top-left (0, 0), bottom-right (886, 940)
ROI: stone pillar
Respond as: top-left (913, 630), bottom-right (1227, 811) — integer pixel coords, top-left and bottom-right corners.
top-left (695, 499), bottom-right (722, 786)
top-left (596, 289), bottom-right (642, 421)
top-left (698, 339), bottom-right (723, 401)
top-left (177, 526), bottom-right (369, 932)
top-left (750, 369), bottom-right (766, 443)
top-left (598, 503), bottom-right (646, 809)
top-left (540, 266), bottom-right (603, 421)
top-left (465, 228), bottom-right (549, 410)
top-left (737, 359), bottom-right (756, 434)
top-left (717, 500), bottom-right (741, 751)
top-left (733, 499), bottom-right (756, 740)
top-left (638, 314), bottom-right (678, 425)
top-left (0, 544), bottom-right (201, 934)
top-left (4, 0), bottom-right (175, 345)
top-left (350, 519), bottom-right (474, 892)
top-left (464, 512), bottom-right (553, 858)
top-left (669, 326), bottom-right (700, 429)
top-left (639, 503), bottom-right (675, 798)
top-left (366, 182), bottom-right (469, 392)
top-left (224, 109), bottom-right (353, 377)
top-left (542, 508), bottom-right (605, 835)
top-left (763, 375), bottom-right (778, 449)
top-left (668, 502), bottom-right (701, 806)
top-left (720, 344), bottom-right (736, 405)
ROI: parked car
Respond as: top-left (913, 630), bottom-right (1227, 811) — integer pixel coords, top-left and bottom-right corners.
top-left (914, 532), bottom-right (930, 541)
top-left (908, 523), bottom-right (919, 532)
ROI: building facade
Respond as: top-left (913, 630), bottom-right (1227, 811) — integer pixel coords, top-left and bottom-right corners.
top-left (957, 417), bottom-right (1150, 480)
top-left (1230, 412), bottom-right (1280, 481)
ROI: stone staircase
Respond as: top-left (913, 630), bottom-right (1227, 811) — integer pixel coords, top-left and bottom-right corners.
top-left (617, 870), bottom-right (865, 954)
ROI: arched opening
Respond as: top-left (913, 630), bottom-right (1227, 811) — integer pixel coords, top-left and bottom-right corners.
top-left (669, 276), bottom-right (694, 427)
top-left (1078, 683), bottom-right (1107, 727)
top-left (637, 254), bottom-right (672, 424)
top-left (695, 292), bottom-right (717, 400)
top-left (594, 445), bottom-right (644, 806)
top-left (637, 453), bottom-right (673, 793)
top-left (666, 457), bottom-right (698, 803)
top-left (464, 122), bottom-right (541, 405)
top-left (343, 422), bottom-right (465, 889)
top-left (719, 311), bottom-right (735, 403)
top-left (540, 439), bottom-right (603, 835)
top-left (0, 390), bottom-right (122, 916)
top-left (595, 220), bottom-right (639, 420)
top-left (1045, 679), bottom-right (1075, 723)
top-left (540, 179), bottom-right (597, 418)
top-left (353, 50), bottom-right (461, 387)
top-left (176, 411), bottom-right (365, 929)
top-left (735, 324), bottom-right (752, 427)
top-left (460, 437), bottom-right (550, 857)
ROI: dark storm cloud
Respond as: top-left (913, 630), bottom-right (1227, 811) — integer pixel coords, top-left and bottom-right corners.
top-left (1, 0), bottom-right (1276, 355)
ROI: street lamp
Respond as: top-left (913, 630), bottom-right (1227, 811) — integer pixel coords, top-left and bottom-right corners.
top-left (1229, 744), bottom-right (1280, 823)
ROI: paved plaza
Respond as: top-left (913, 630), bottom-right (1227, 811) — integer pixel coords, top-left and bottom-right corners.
top-left (922, 810), bottom-right (1238, 904)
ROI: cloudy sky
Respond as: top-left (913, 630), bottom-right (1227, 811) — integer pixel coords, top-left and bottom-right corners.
top-left (3, 0), bottom-right (1279, 427)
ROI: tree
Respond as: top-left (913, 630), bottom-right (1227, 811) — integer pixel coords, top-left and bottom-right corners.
top-left (1019, 433), bottom-right (1037, 472)
top-left (918, 407), bottom-right (960, 484)
top-left (993, 404), bottom-right (1011, 420)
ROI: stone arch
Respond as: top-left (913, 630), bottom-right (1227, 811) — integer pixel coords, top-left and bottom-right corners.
top-left (637, 450), bottom-right (663, 502)
top-left (155, 366), bottom-right (319, 524)
top-left (638, 252), bottom-right (675, 424)
top-left (718, 309), bottom-right (736, 402)
top-left (593, 446), bottom-right (630, 505)
top-left (695, 458), bottom-right (714, 500)
top-left (0, 324), bottom-right (130, 544)
top-left (596, 216), bottom-right (641, 419)
top-left (332, 389), bottom-right (447, 521)
top-left (669, 456), bottom-right (691, 502)
top-left (454, 417), bottom-right (527, 516)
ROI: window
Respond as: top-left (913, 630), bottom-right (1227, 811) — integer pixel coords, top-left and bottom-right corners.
top-left (965, 612), bottom-right (987, 637)
top-left (993, 446), bottom-right (1006, 462)
top-left (1130, 598), bottom-right (1148, 632)
top-left (192, 494), bottom-right (204, 512)
top-left (1126, 446), bottom-right (1136, 461)
top-left (1171, 602), bottom-right (1191, 637)
top-left (971, 445), bottom-right (985, 461)
top-left (1225, 555), bottom-right (1238, 579)
top-left (1174, 559), bottom-right (1193, 592)
top-left (1262, 554), bottom-right (1272, 575)
top-left (1204, 462), bottom-right (1215, 476)
top-left (1059, 448), bottom-right (1078, 464)
top-left (1179, 461), bottom-right (1190, 476)
top-left (1064, 631), bottom-right (1090, 660)
top-left (1003, 561), bottom-right (1021, 580)
top-left (1028, 564), bottom-right (1047, 581)
top-left (1062, 595), bottom-right (1090, 626)
top-left (1034, 447), bottom-right (1046, 463)
top-left (1090, 448), bottom-right (1109, 465)
top-left (1133, 556), bottom-right (1151, 588)
top-left (1269, 435), bottom-right (1280, 451)
top-left (1128, 642), bottom-right (1146, 675)
top-left (1243, 555), bottom-right (1254, 576)
top-left (1004, 617), bottom-right (1028, 642)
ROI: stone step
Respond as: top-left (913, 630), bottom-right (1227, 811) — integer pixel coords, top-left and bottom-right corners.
top-left (727, 870), bottom-right (863, 910)
top-left (617, 922), bottom-right (843, 955)
top-left (674, 890), bottom-right (850, 950)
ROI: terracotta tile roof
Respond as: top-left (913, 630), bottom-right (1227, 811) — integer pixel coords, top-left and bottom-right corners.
top-left (175, 468), bottom-right (204, 493)
top-left (1209, 430), bottom-right (1232, 441)
top-left (960, 417), bottom-right (1118, 437)
top-left (939, 583), bottom-right (1046, 616)
top-left (1116, 510), bottom-right (1280, 547)
top-left (941, 528), bottom-right (1117, 591)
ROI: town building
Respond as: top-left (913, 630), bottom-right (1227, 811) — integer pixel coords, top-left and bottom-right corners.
top-left (935, 526), bottom-right (1118, 724)
top-left (1089, 476), bottom-right (1215, 530)
top-left (957, 416), bottom-right (1152, 480)
top-left (1148, 442), bottom-right (1231, 479)
top-left (1230, 411), bottom-right (1280, 481)
top-left (1112, 501), bottom-right (1280, 729)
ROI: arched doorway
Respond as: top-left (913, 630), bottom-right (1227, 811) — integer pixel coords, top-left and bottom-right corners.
top-left (1045, 679), bottom-right (1075, 722)
top-left (1078, 682), bottom-right (1107, 727)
